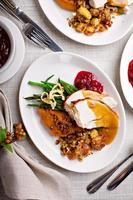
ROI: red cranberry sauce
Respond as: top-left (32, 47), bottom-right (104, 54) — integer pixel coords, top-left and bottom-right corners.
top-left (128, 60), bottom-right (133, 87)
top-left (74, 71), bottom-right (103, 94)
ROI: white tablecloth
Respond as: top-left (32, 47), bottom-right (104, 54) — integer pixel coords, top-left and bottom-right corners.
top-left (0, 0), bottom-right (133, 199)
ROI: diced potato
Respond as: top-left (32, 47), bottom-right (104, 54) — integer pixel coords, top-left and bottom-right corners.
top-left (98, 24), bottom-right (106, 32)
top-left (84, 26), bottom-right (95, 35)
top-left (90, 8), bottom-right (99, 17)
top-left (90, 18), bottom-right (100, 27)
top-left (90, 129), bottom-right (98, 139)
top-left (108, 0), bottom-right (128, 7)
top-left (104, 8), bottom-right (111, 17)
top-left (75, 23), bottom-right (87, 32)
top-left (78, 6), bottom-right (92, 19)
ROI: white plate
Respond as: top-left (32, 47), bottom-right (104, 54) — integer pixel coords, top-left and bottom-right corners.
top-left (120, 34), bottom-right (133, 109)
top-left (0, 17), bottom-right (25, 84)
top-left (19, 52), bottom-right (126, 173)
top-left (38, 0), bottom-right (133, 46)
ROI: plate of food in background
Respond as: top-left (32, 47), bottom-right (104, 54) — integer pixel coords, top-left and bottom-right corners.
top-left (19, 52), bottom-right (126, 173)
top-left (120, 33), bottom-right (133, 109)
top-left (38, 0), bottom-right (133, 45)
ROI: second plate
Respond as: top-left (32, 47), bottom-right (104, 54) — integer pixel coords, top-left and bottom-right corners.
top-left (38, 0), bottom-right (133, 46)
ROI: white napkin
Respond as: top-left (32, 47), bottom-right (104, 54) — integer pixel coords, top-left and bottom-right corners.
top-left (0, 89), bottom-right (71, 200)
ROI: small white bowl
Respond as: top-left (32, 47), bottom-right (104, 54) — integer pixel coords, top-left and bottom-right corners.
top-left (0, 16), bottom-right (25, 84)
top-left (0, 18), bottom-right (15, 73)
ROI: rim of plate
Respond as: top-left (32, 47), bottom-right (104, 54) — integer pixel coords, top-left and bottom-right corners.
top-left (19, 52), bottom-right (126, 173)
top-left (37, 0), bottom-right (133, 46)
top-left (120, 33), bottom-right (133, 109)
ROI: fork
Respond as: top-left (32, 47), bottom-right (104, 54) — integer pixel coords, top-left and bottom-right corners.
top-left (23, 23), bottom-right (53, 49)
top-left (0, 0), bottom-right (63, 51)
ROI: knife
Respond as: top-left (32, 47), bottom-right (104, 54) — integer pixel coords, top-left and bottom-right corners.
top-left (107, 162), bottom-right (133, 190)
top-left (0, 0), bottom-right (63, 52)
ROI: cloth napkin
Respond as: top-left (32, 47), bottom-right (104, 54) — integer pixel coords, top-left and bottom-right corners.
top-left (0, 89), bottom-right (71, 200)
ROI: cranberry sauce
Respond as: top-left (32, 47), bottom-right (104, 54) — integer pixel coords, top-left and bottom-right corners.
top-left (0, 26), bottom-right (11, 69)
top-left (128, 60), bottom-right (133, 87)
top-left (74, 71), bottom-right (103, 94)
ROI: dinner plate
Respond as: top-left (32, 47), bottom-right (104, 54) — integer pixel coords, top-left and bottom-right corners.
top-left (19, 52), bottom-right (126, 173)
top-left (38, 0), bottom-right (133, 46)
top-left (120, 34), bottom-right (133, 109)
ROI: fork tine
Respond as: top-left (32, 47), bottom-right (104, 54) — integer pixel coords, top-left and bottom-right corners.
top-left (32, 29), bottom-right (51, 45)
top-left (26, 33), bottom-right (41, 46)
top-left (30, 29), bottom-right (50, 48)
top-left (32, 30), bottom-right (50, 46)
top-left (23, 23), bottom-right (62, 51)
top-left (31, 32), bottom-right (48, 48)
top-left (24, 23), bottom-right (52, 45)
top-left (25, 31), bottom-right (47, 49)
top-left (23, 24), bottom-right (50, 48)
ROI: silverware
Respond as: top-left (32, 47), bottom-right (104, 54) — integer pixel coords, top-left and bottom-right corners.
top-left (107, 161), bottom-right (133, 190)
top-left (0, 0), bottom-right (63, 52)
top-left (86, 152), bottom-right (133, 194)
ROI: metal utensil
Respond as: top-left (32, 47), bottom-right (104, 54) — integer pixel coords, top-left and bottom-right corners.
top-left (0, 0), bottom-right (63, 52)
top-left (107, 161), bottom-right (133, 191)
top-left (86, 152), bottom-right (133, 194)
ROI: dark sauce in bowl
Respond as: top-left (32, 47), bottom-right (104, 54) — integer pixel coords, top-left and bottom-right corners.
top-left (0, 26), bottom-right (11, 69)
